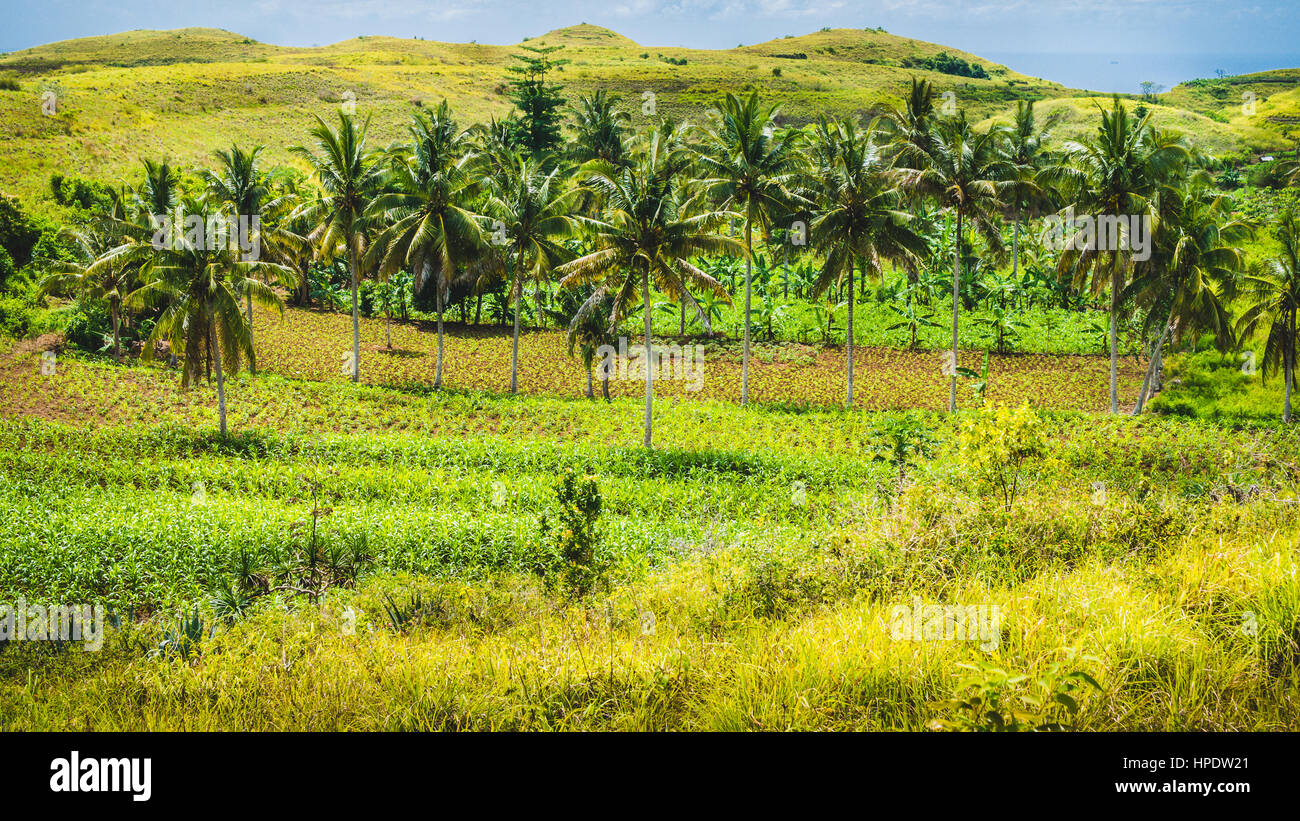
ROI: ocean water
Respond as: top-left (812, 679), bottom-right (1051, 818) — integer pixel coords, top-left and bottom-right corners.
top-left (982, 52), bottom-right (1299, 93)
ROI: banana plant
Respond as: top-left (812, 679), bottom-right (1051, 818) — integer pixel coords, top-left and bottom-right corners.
top-left (886, 298), bottom-right (942, 348)
top-left (956, 349), bottom-right (991, 403)
top-left (976, 303), bottom-right (1029, 354)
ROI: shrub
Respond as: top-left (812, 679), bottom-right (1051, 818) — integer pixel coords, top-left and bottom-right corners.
top-left (0, 295), bottom-right (34, 338)
top-left (49, 174), bottom-right (113, 212)
top-left (957, 402), bottom-right (1046, 510)
top-left (905, 52), bottom-right (989, 79)
top-left (60, 299), bottom-right (112, 351)
top-left (0, 246), bottom-right (14, 292)
top-left (0, 194), bottom-right (41, 269)
top-left (537, 469), bottom-right (604, 597)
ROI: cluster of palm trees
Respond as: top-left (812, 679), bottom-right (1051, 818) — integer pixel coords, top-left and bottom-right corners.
top-left (41, 80), bottom-right (1300, 442)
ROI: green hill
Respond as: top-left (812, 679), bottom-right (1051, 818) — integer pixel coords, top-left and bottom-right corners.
top-left (0, 24), bottom-right (1296, 210)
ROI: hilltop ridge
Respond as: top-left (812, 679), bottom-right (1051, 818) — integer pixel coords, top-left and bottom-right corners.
top-left (0, 24), bottom-right (1295, 209)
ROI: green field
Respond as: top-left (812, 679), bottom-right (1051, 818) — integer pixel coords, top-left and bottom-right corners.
top-left (2, 351), bottom-right (1299, 729)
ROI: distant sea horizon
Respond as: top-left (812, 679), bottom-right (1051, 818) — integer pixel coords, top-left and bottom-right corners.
top-left (983, 51), bottom-right (1299, 94)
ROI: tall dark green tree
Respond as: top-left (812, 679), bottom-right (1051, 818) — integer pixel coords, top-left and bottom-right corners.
top-left (505, 44), bottom-right (570, 157)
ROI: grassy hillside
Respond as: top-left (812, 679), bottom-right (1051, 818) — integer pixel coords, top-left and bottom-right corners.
top-left (0, 24), bottom-right (1073, 208)
top-left (2, 25), bottom-right (1296, 211)
top-left (978, 95), bottom-right (1283, 158)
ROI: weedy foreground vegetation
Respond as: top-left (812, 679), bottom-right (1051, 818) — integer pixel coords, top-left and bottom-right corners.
top-left (1, 345), bottom-right (1298, 730)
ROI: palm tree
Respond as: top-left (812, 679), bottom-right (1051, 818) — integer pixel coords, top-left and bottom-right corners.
top-left (897, 112), bottom-right (1014, 412)
top-left (481, 153), bottom-right (580, 393)
top-left (808, 118), bottom-right (928, 406)
top-left (1003, 101), bottom-right (1060, 283)
top-left (695, 90), bottom-right (801, 405)
top-left (1044, 96), bottom-right (1189, 413)
top-left (566, 286), bottom-right (618, 400)
top-left (1237, 207), bottom-right (1300, 422)
top-left (121, 204), bottom-right (293, 435)
top-left (876, 77), bottom-right (939, 163)
top-left (290, 112), bottom-right (382, 383)
top-left (40, 223), bottom-right (137, 362)
top-left (368, 103), bottom-right (485, 389)
top-left (557, 129), bottom-right (739, 447)
top-left (1129, 176), bottom-right (1251, 413)
top-left (204, 144), bottom-right (270, 373)
top-left (569, 90), bottom-right (630, 166)
top-left (136, 158), bottom-right (181, 219)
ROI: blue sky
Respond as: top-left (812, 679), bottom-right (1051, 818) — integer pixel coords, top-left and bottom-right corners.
top-left (4, 1), bottom-right (1298, 73)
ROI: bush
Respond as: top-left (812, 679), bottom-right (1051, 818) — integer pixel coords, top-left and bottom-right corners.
top-left (49, 174), bottom-right (113, 212)
top-left (537, 470), bottom-right (605, 597)
top-left (905, 52), bottom-right (989, 79)
top-left (0, 295), bottom-right (34, 338)
top-left (0, 246), bottom-right (14, 292)
top-left (0, 194), bottom-right (41, 270)
top-left (60, 299), bottom-right (112, 352)
top-left (29, 229), bottom-right (77, 268)
top-left (957, 402), bottom-right (1046, 510)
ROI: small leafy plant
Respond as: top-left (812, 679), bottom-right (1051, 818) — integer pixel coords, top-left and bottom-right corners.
top-left (537, 469), bottom-right (605, 597)
top-left (957, 401), bottom-right (1046, 510)
top-left (930, 661), bottom-right (1103, 731)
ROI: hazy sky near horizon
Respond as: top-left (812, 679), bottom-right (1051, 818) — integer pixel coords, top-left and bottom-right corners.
top-left (4, 0), bottom-right (1298, 62)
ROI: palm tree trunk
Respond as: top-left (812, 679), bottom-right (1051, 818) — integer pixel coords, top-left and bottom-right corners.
top-left (246, 290), bottom-right (255, 377)
top-left (1109, 252), bottom-right (1122, 414)
top-left (642, 265), bottom-right (654, 448)
top-left (783, 243), bottom-right (789, 299)
top-left (475, 291), bottom-right (482, 326)
top-left (950, 211), bottom-right (962, 413)
top-left (1287, 307), bottom-right (1296, 423)
top-left (742, 216), bottom-right (753, 406)
top-left (348, 243), bottom-right (360, 383)
top-left (585, 364), bottom-right (594, 398)
top-left (1012, 208), bottom-right (1020, 282)
top-left (434, 276), bottom-right (445, 390)
top-left (602, 372), bottom-right (610, 402)
top-left (1134, 305), bottom-right (1175, 414)
top-left (510, 251), bottom-right (522, 394)
top-left (383, 284), bottom-right (392, 349)
top-left (847, 262), bottom-right (855, 408)
top-left (111, 300), bottom-right (121, 363)
top-left (210, 322), bottom-right (227, 436)
top-left (679, 300), bottom-right (685, 336)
